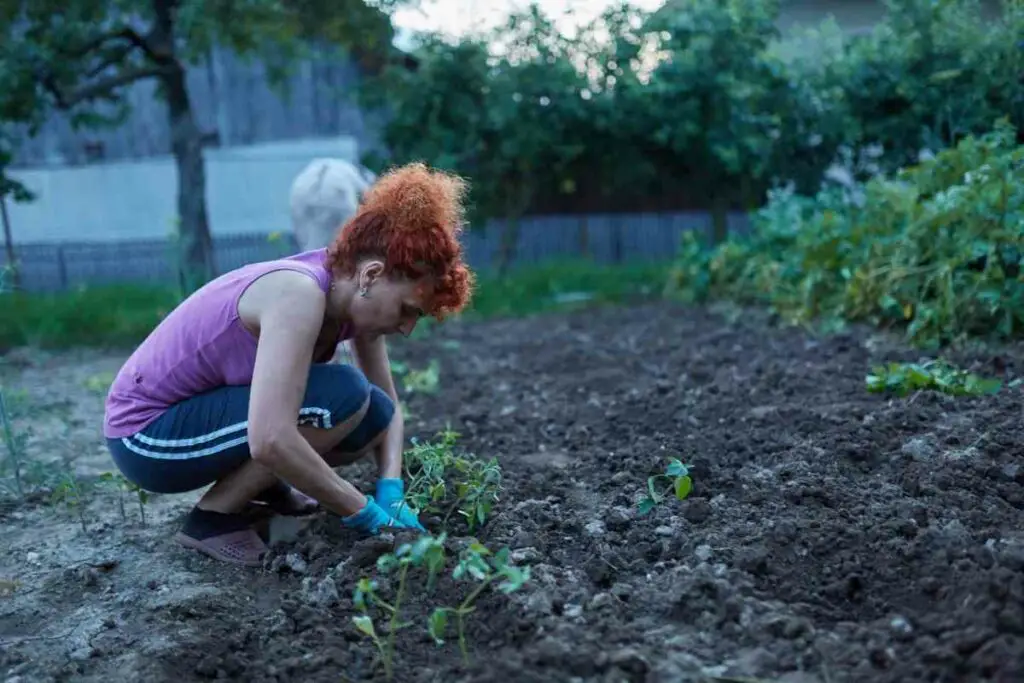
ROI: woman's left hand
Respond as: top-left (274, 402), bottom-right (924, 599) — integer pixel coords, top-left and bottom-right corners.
top-left (376, 478), bottom-right (427, 531)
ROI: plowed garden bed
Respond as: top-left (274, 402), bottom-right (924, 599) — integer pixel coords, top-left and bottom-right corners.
top-left (2, 302), bottom-right (1023, 683)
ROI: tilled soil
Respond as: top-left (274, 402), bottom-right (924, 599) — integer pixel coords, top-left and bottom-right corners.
top-left (2, 301), bottom-right (1024, 683)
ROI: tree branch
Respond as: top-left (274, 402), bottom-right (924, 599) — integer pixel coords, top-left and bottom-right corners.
top-left (65, 26), bottom-right (161, 62)
top-left (46, 65), bottom-right (172, 110)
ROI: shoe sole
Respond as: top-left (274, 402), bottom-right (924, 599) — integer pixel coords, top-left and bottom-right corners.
top-left (173, 531), bottom-right (266, 568)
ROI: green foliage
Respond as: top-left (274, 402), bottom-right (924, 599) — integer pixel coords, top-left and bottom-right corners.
top-left (50, 468), bottom-right (91, 533)
top-left (363, 0), bottom-right (1023, 233)
top-left (395, 359), bottom-right (441, 395)
top-left (352, 534), bottom-right (529, 679)
top-left (0, 260), bottom-right (668, 350)
top-left (0, 383), bottom-right (26, 498)
top-left (0, 0), bottom-right (410, 286)
top-left (0, 284), bottom-right (180, 350)
top-left (0, 0), bottom-right (403, 124)
top-left (866, 359), bottom-right (1003, 397)
top-left (98, 470), bottom-right (149, 525)
top-left (402, 429), bottom-right (502, 532)
top-left (826, 0), bottom-right (1024, 174)
top-left (665, 121), bottom-right (1024, 348)
top-left (638, 457), bottom-right (693, 515)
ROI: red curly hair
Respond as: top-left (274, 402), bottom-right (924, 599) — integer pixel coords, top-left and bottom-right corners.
top-left (324, 162), bottom-right (474, 320)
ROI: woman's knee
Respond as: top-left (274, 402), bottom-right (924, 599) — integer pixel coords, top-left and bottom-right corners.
top-left (302, 363), bottom-right (372, 430)
top-left (328, 386), bottom-right (396, 462)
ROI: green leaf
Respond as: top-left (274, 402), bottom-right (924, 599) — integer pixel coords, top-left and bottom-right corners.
top-left (428, 608), bottom-right (450, 644)
top-left (666, 459), bottom-right (689, 478)
top-left (674, 475), bottom-right (693, 501)
top-left (638, 497), bottom-right (657, 515)
top-left (498, 564), bottom-right (530, 593)
top-left (352, 615), bottom-right (376, 638)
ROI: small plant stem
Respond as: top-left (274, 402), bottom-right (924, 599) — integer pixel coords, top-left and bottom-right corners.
top-left (77, 506), bottom-right (87, 534)
top-left (371, 596), bottom-right (396, 615)
top-left (454, 576), bottom-right (494, 665)
top-left (457, 612), bottom-right (469, 665)
top-left (0, 391), bottom-right (24, 498)
top-left (384, 563), bottom-right (410, 680)
top-left (117, 490), bottom-right (126, 521)
top-left (441, 493), bottom-right (468, 528)
top-left (136, 492), bottom-right (146, 526)
top-left (374, 634), bottom-right (392, 681)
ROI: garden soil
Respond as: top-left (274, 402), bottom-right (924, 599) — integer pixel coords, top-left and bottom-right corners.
top-left (2, 301), bottom-right (1023, 683)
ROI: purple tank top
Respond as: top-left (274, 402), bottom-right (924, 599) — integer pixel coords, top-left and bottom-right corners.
top-left (103, 248), bottom-right (353, 438)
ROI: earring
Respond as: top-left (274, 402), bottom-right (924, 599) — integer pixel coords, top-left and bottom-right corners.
top-left (359, 287), bottom-right (369, 298)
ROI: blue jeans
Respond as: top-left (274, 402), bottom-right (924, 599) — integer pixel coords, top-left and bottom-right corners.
top-left (106, 363), bottom-right (394, 494)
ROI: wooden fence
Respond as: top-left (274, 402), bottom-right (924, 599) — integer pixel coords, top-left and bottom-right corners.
top-left (5, 210), bottom-right (751, 292)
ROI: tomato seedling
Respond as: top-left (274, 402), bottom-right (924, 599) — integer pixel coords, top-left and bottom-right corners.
top-left (402, 429), bottom-right (502, 532)
top-left (638, 457), bottom-right (694, 515)
top-left (427, 541), bottom-right (530, 665)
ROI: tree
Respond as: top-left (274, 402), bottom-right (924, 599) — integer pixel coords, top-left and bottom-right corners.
top-left (0, 0), bottom-right (408, 293)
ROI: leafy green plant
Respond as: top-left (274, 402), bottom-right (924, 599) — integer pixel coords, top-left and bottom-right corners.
top-left (98, 471), bottom-right (150, 526)
top-left (401, 359), bottom-right (441, 395)
top-left (0, 385), bottom-right (25, 498)
top-left (427, 541), bottom-right (530, 665)
top-left (666, 120), bottom-right (1024, 348)
top-left (639, 457), bottom-right (694, 515)
top-left (401, 429), bottom-right (502, 532)
top-left (352, 534), bottom-right (448, 680)
top-left (866, 359), bottom-right (1003, 397)
top-left (351, 535), bottom-right (529, 679)
top-left (50, 469), bottom-right (91, 533)
top-left (363, 0), bottom-right (1022, 244)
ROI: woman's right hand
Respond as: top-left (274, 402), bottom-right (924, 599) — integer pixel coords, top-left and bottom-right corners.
top-left (341, 495), bottom-right (414, 535)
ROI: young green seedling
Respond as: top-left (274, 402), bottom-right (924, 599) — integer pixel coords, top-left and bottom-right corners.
top-left (447, 456), bottom-right (502, 532)
top-left (638, 457), bottom-right (694, 515)
top-left (352, 534), bottom-right (448, 681)
top-left (402, 359), bottom-right (441, 395)
top-left (402, 429), bottom-right (460, 515)
top-left (50, 470), bottom-right (91, 533)
top-left (866, 359), bottom-right (1002, 397)
top-left (428, 542), bottom-right (530, 665)
top-left (97, 471), bottom-right (149, 525)
top-left (402, 429), bottom-right (503, 532)
top-left (0, 388), bottom-right (26, 498)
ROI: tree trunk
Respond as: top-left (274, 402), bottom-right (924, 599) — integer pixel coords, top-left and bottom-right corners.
top-left (154, 0), bottom-right (215, 295)
top-left (495, 216), bottom-right (519, 278)
top-left (165, 66), bottom-right (215, 294)
top-left (0, 196), bottom-right (19, 289)
top-left (710, 194), bottom-right (729, 244)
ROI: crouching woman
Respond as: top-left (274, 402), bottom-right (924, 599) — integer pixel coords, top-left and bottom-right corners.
top-left (102, 163), bottom-right (474, 567)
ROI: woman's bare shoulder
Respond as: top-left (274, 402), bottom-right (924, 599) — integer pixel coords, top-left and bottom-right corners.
top-left (237, 268), bottom-right (326, 333)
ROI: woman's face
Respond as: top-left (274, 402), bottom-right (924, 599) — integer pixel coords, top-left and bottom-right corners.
top-left (348, 262), bottom-right (429, 337)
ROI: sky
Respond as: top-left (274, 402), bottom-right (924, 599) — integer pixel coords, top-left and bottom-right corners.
top-left (390, 0), bottom-right (666, 49)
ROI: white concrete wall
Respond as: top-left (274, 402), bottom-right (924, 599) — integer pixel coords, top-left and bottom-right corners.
top-left (3, 136), bottom-right (359, 245)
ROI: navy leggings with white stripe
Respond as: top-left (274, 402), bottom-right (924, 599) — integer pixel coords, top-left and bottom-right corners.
top-left (106, 363), bottom-right (395, 494)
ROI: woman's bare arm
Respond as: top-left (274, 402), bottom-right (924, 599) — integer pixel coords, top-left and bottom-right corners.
top-left (244, 270), bottom-right (368, 517)
top-left (349, 334), bottom-right (404, 479)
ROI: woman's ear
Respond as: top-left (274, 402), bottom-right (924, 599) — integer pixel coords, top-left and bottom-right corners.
top-left (359, 260), bottom-right (386, 291)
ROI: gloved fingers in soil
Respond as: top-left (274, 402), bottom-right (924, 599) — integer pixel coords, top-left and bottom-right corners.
top-left (173, 507), bottom-right (268, 568)
top-left (375, 478), bottom-right (427, 531)
top-left (341, 495), bottom-right (419, 535)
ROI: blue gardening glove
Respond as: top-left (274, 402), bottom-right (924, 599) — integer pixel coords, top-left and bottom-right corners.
top-left (375, 478), bottom-right (427, 532)
top-left (341, 496), bottom-right (410, 535)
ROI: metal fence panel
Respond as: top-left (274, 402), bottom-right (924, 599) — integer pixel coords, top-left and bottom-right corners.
top-left (4, 210), bottom-right (751, 292)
